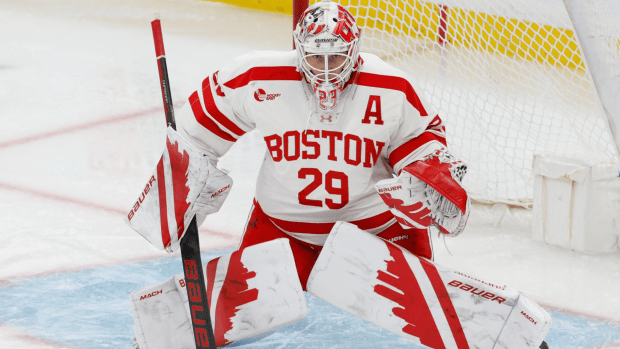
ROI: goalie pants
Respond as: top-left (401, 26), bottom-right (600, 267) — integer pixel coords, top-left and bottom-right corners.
top-left (239, 199), bottom-right (433, 289)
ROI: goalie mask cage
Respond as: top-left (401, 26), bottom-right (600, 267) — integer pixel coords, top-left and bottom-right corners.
top-left (300, 0), bottom-right (620, 207)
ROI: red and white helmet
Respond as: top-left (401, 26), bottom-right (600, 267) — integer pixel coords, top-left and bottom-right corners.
top-left (294, 0), bottom-right (362, 124)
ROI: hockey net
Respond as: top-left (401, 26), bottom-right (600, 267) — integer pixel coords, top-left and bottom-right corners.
top-left (309, 0), bottom-right (620, 207)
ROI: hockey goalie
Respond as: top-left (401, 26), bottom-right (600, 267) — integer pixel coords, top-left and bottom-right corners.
top-left (126, 1), bottom-right (551, 348)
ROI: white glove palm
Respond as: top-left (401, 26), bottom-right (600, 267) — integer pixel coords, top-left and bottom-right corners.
top-left (194, 165), bottom-right (232, 227)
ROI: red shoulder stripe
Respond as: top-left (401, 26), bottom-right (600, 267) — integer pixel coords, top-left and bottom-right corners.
top-left (356, 72), bottom-right (428, 116)
top-left (224, 66), bottom-right (301, 90)
top-left (202, 77), bottom-right (246, 137)
top-left (189, 92), bottom-right (236, 143)
top-left (388, 132), bottom-right (447, 169)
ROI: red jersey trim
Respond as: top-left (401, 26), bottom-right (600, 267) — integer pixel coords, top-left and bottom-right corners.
top-left (202, 77), bottom-right (246, 137)
top-left (356, 72), bottom-right (428, 116)
top-left (189, 92), bottom-right (236, 143)
top-left (257, 200), bottom-right (394, 235)
top-left (223, 66), bottom-right (302, 90)
top-left (388, 132), bottom-right (447, 169)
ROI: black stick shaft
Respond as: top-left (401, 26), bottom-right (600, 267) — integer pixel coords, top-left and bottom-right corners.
top-left (157, 58), bottom-right (176, 129)
top-left (180, 217), bottom-right (218, 349)
top-left (151, 14), bottom-right (217, 349)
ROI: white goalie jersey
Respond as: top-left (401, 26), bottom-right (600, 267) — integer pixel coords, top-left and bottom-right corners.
top-left (176, 50), bottom-right (447, 242)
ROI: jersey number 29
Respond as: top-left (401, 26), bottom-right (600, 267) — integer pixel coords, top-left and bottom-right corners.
top-left (298, 168), bottom-right (349, 209)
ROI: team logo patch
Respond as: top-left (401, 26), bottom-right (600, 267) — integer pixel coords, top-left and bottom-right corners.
top-left (254, 88), bottom-right (281, 102)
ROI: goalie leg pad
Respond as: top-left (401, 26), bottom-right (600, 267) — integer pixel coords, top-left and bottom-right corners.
top-left (238, 200), bottom-right (323, 289)
top-left (131, 238), bottom-right (308, 349)
top-left (130, 274), bottom-right (194, 349)
top-left (496, 295), bottom-right (553, 349)
top-left (307, 222), bottom-right (551, 349)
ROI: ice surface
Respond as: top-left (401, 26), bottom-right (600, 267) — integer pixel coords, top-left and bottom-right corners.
top-left (1, 0), bottom-right (619, 348)
top-left (1, 250), bottom-right (619, 349)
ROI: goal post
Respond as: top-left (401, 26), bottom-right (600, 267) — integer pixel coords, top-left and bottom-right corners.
top-left (563, 0), bottom-right (620, 157)
top-left (293, 0), bottom-right (620, 252)
top-left (293, 0), bottom-right (309, 30)
top-left (300, 0), bottom-right (620, 211)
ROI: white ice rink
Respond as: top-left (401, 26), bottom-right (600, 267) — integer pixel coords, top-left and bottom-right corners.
top-left (1, 0), bottom-right (619, 348)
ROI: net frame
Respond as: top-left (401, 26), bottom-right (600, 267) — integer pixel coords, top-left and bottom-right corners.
top-left (305, 0), bottom-right (620, 207)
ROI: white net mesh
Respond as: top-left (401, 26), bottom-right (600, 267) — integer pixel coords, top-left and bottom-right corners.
top-left (312, 0), bottom-right (620, 207)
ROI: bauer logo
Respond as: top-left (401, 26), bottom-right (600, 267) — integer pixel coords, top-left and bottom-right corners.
top-left (448, 280), bottom-right (507, 304)
top-left (254, 88), bottom-right (281, 102)
top-left (127, 176), bottom-right (157, 221)
top-left (377, 185), bottom-right (402, 193)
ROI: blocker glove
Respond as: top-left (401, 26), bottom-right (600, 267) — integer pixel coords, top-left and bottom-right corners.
top-left (125, 127), bottom-right (232, 252)
top-left (375, 149), bottom-right (470, 237)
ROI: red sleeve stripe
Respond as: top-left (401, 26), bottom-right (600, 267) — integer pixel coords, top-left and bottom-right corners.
top-left (356, 72), bottom-right (428, 116)
top-left (388, 132), bottom-right (447, 168)
top-left (223, 66), bottom-right (302, 89)
top-left (420, 260), bottom-right (471, 349)
top-left (189, 92), bottom-right (236, 143)
top-left (201, 77), bottom-right (246, 137)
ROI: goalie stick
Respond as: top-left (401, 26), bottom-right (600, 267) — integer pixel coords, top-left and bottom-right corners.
top-left (150, 14), bottom-right (217, 349)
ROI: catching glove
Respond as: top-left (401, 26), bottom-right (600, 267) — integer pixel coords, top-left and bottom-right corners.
top-left (375, 149), bottom-right (470, 237)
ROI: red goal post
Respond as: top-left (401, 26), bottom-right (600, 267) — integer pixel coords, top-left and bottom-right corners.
top-left (293, 0), bottom-right (309, 31)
